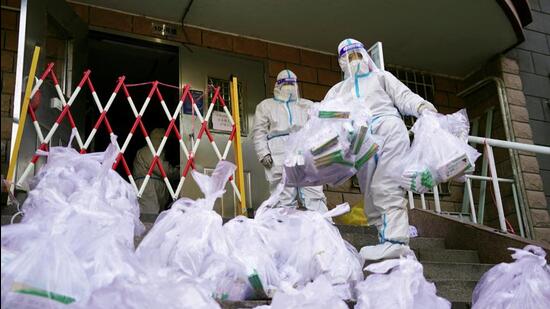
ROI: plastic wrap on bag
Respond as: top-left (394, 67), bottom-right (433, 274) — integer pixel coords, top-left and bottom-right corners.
top-left (255, 200), bottom-right (363, 299)
top-left (1, 235), bottom-right (91, 308)
top-left (394, 109), bottom-right (480, 193)
top-left (84, 275), bottom-right (220, 309)
top-left (1, 137), bottom-right (145, 299)
top-left (224, 216), bottom-right (282, 298)
top-left (284, 97), bottom-right (380, 187)
top-left (261, 275), bottom-right (348, 309)
top-left (281, 203), bottom-right (364, 299)
top-left (136, 161), bottom-right (249, 300)
top-left (355, 255), bottom-right (451, 309)
top-left (472, 245), bottom-right (550, 309)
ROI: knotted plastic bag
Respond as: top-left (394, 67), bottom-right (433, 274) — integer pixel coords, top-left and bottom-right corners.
top-left (281, 203), bottom-right (364, 299)
top-left (1, 135), bottom-right (145, 299)
top-left (224, 216), bottom-right (282, 298)
top-left (355, 255), bottom-right (451, 309)
top-left (136, 161), bottom-right (249, 300)
top-left (472, 245), bottom-right (550, 309)
top-left (394, 109), bottom-right (480, 193)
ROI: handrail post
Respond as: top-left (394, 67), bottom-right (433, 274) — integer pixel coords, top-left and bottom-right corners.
top-left (485, 143), bottom-right (507, 232)
top-left (433, 186), bottom-right (441, 213)
top-left (408, 191), bottom-right (415, 209)
top-left (466, 178), bottom-right (477, 223)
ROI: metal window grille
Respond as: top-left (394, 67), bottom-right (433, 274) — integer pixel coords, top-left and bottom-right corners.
top-left (387, 66), bottom-right (435, 130)
top-left (207, 77), bottom-right (247, 135)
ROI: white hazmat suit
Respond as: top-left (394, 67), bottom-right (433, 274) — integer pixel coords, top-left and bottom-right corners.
top-left (253, 70), bottom-right (328, 213)
top-left (325, 39), bottom-right (436, 260)
top-left (133, 128), bottom-right (179, 215)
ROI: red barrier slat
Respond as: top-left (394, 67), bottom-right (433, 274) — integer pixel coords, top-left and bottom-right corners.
top-left (147, 156), bottom-right (159, 176)
top-left (39, 63), bottom-right (55, 81)
top-left (50, 69), bottom-right (60, 86)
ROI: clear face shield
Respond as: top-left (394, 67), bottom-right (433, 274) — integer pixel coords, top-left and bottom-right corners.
top-left (274, 77), bottom-right (300, 102)
top-left (338, 41), bottom-right (380, 79)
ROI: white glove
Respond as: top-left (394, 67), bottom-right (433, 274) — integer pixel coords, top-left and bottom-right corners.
top-left (260, 154), bottom-right (273, 169)
top-left (418, 101), bottom-right (437, 115)
top-left (399, 168), bottom-right (435, 194)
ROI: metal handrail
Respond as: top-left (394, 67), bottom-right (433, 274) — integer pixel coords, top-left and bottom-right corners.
top-left (408, 135), bottom-right (550, 236)
top-left (468, 136), bottom-right (550, 155)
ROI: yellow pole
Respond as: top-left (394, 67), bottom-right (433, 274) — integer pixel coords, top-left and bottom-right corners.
top-left (230, 76), bottom-right (247, 216)
top-left (6, 46), bottom-right (41, 187)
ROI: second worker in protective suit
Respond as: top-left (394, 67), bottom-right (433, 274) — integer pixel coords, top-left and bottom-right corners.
top-left (133, 128), bottom-right (179, 215)
top-left (253, 70), bottom-right (328, 213)
top-left (326, 39), bottom-right (437, 260)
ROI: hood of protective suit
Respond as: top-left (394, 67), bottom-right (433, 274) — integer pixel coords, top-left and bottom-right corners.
top-left (338, 38), bottom-right (380, 79)
top-left (273, 69), bottom-right (299, 102)
top-left (150, 128), bottom-right (165, 149)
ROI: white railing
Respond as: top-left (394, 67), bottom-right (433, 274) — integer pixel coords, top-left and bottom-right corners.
top-left (408, 136), bottom-right (550, 236)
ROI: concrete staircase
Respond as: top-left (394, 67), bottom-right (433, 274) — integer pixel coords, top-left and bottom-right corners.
top-left (218, 224), bottom-right (490, 309)
top-left (340, 224), bottom-right (490, 308)
top-left (205, 223), bottom-right (488, 309)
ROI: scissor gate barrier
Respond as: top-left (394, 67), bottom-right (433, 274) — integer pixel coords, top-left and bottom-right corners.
top-left (15, 63), bottom-right (242, 202)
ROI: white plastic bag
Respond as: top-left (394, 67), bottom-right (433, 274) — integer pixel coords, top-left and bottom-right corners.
top-left (395, 109), bottom-right (480, 193)
top-left (472, 245), bottom-right (550, 309)
top-left (84, 275), bottom-right (220, 309)
top-left (262, 275), bottom-right (348, 309)
top-left (1, 136), bottom-right (145, 297)
top-left (1, 234), bottom-right (91, 308)
top-left (255, 198), bottom-right (363, 300)
top-left (281, 203), bottom-right (364, 299)
top-left (224, 216), bottom-right (282, 298)
top-left (136, 161), bottom-right (248, 300)
top-left (355, 255), bottom-right (451, 309)
top-left (284, 96), bottom-right (380, 187)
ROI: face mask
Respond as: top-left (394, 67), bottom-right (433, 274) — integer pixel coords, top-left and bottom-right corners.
top-left (349, 59), bottom-right (367, 75)
top-left (280, 85), bottom-right (296, 100)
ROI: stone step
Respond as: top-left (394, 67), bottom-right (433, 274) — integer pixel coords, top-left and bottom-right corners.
top-left (410, 237), bottom-right (446, 250)
top-left (434, 280), bottom-right (477, 303)
top-left (335, 224), bottom-right (376, 235)
top-left (416, 249), bottom-right (480, 263)
top-left (341, 232), bottom-right (379, 248)
top-left (1, 214), bottom-right (21, 226)
top-left (423, 262), bottom-right (492, 281)
top-left (341, 232), bottom-right (446, 252)
top-left (219, 294), bottom-right (475, 309)
top-left (219, 300), bottom-right (270, 309)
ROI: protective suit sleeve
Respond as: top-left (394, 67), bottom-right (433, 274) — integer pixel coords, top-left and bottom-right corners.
top-left (252, 101), bottom-right (271, 161)
top-left (323, 82), bottom-right (342, 101)
top-left (381, 71), bottom-right (426, 117)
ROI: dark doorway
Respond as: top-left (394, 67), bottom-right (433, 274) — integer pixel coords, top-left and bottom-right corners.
top-left (85, 32), bottom-right (180, 181)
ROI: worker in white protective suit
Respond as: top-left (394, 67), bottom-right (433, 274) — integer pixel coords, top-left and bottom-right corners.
top-left (325, 39), bottom-right (437, 260)
top-left (253, 70), bottom-right (328, 213)
top-left (133, 128), bottom-right (179, 215)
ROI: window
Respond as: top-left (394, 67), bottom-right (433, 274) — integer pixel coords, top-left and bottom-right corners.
top-left (207, 77), bottom-right (247, 135)
top-left (387, 66), bottom-right (435, 130)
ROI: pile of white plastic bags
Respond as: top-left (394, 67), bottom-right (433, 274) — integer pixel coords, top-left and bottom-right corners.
top-left (1, 136), bottom-right (220, 309)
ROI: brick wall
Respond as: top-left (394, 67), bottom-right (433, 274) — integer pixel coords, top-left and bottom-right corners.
top-left (505, 0), bottom-right (550, 242)
top-left (0, 0), bottom-right (20, 177)
top-left (68, 3), bottom-right (338, 103)
top-left (501, 55), bottom-right (550, 242)
top-left (459, 54), bottom-right (549, 243)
